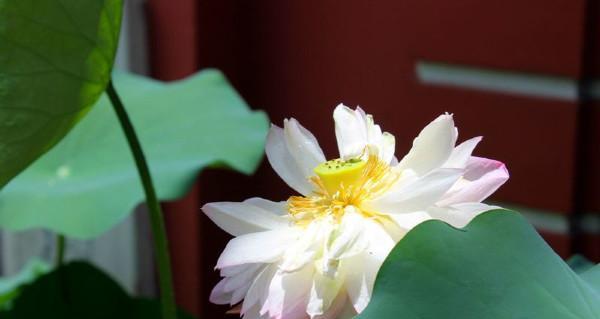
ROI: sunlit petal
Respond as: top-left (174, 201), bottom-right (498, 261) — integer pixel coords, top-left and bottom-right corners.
top-left (217, 229), bottom-right (299, 268)
top-left (429, 202), bottom-right (500, 228)
top-left (397, 114), bottom-right (457, 175)
top-left (284, 118), bottom-right (327, 178)
top-left (444, 136), bottom-right (482, 168)
top-left (262, 266), bottom-right (314, 319)
top-left (334, 104), bottom-right (369, 160)
top-left (307, 272), bottom-right (344, 317)
top-left (266, 124), bottom-right (320, 195)
top-left (242, 265), bottom-right (278, 315)
top-left (365, 168), bottom-right (463, 214)
top-left (334, 104), bottom-right (396, 163)
top-left (203, 198), bottom-right (290, 236)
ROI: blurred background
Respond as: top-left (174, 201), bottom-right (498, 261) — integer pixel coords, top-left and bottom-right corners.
top-left (2, 0), bottom-right (600, 318)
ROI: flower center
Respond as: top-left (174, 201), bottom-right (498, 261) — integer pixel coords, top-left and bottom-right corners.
top-left (287, 155), bottom-right (399, 225)
top-left (313, 158), bottom-right (366, 195)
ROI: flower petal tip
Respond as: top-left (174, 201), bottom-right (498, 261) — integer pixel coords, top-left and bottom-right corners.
top-left (498, 161), bottom-right (510, 179)
top-left (200, 202), bottom-right (212, 212)
top-left (334, 102), bottom-right (350, 110)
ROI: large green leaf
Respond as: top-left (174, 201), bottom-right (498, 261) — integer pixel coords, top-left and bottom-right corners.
top-left (581, 264), bottom-right (600, 295)
top-left (358, 210), bottom-right (600, 319)
top-left (0, 261), bottom-right (194, 318)
top-left (0, 258), bottom-right (50, 310)
top-left (0, 70), bottom-right (268, 238)
top-left (0, 0), bottom-right (122, 188)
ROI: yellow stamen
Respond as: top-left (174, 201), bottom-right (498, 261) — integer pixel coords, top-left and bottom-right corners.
top-left (287, 155), bottom-right (399, 226)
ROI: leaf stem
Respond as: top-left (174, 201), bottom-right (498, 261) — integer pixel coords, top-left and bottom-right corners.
top-left (55, 234), bottom-right (65, 267)
top-left (106, 79), bottom-right (177, 319)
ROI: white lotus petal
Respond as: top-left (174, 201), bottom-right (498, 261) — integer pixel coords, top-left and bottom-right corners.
top-left (202, 199), bottom-right (290, 236)
top-left (220, 264), bottom-right (248, 277)
top-left (266, 124), bottom-right (315, 195)
top-left (242, 265), bottom-right (278, 315)
top-left (365, 114), bottom-right (396, 164)
top-left (280, 219), bottom-right (333, 272)
top-left (284, 118), bottom-right (326, 178)
top-left (365, 114), bottom-right (382, 142)
top-left (284, 301), bottom-right (312, 319)
top-left (389, 211), bottom-right (433, 230)
top-left (344, 259), bottom-right (371, 314)
top-left (223, 263), bottom-right (263, 293)
top-left (241, 304), bottom-right (268, 319)
top-left (262, 266), bottom-right (314, 319)
top-left (210, 268), bottom-right (258, 306)
top-left (334, 104), bottom-right (369, 160)
top-left (334, 302), bottom-right (359, 319)
top-left (363, 219), bottom-right (396, 259)
top-left (342, 219), bottom-right (394, 313)
top-left (312, 290), bottom-right (349, 319)
top-left (444, 136), bottom-right (482, 168)
top-left (280, 249), bottom-right (319, 274)
top-left (209, 278), bottom-right (232, 305)
top-left (217, 229), bottom-right (299, 268)
top-left (379, 132), bottom-right (396, 164)
top-left (326, 208), bottom-right (368, 261)
top-left (307, 272), bottom-right (344, 317)
top-left (343, 252), bottom-right (383, 313)
top-left (378, 216), bottom-right (407, 242)
top-left (245, 198), bottom-right (288, 216)
top-left (334, 104), bottom-right (396, 164)
top-left (430, 202), bottom-right (500, 228)
top-left (397, 114), bottom-right (457, 175)
top-left (231, 280), bottom-right (253, 305)
top-left (365, 168), bottom-right (463, 215)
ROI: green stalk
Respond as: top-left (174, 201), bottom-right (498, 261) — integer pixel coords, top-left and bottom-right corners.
top-left (55, 234), bottom-right (66, 267)
top-left (106, 79), bottom-right (177, 319)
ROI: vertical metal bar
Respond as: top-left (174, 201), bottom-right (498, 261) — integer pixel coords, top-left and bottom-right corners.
top-left (570, 0), bottom-right (598, 255)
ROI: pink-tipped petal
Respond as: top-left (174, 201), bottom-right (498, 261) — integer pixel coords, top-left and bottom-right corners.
top-left (438, 156), bottom-right (509, 206)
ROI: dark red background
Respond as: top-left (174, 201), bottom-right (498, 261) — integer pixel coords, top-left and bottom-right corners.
top-left (145, 1), bottom-right (599, 316)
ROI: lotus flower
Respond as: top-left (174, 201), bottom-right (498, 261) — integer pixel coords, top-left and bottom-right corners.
top-left (202, 104), bottom-right (509, 319)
